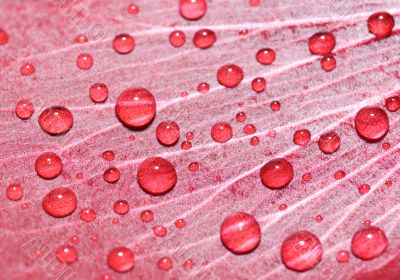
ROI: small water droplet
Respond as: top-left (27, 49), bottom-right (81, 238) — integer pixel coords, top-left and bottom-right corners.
top-left (113, 200), bottom-right (130, 215)
top-left (35, 152), bottom-right (63, 179)
top-left (281, 231), bottom-right (323, 271)
top-left (382, 142), bottom-right (391, 150)
top-left (188, 162), bottom-right (199, 172)
top-left (244, 124), bottom-right (256, 135)
top-left (183, 259), bottom-right (194, 269)
top-left (6, 184), bottom-right (23, 201)
top-left (20, 63), bottom-right (35, 76)
top-left (175, 219), bottom-right (186, 228)
top-left (153, 225), bottom-right (167, 237)
top-left (249, 0), bottom-right (260, 6)
top-left (74, 35), bottom-right (88, 43)
top-left (169, 30), bottom-right (186, 47)
top-left (315, 215), bottom-right (323, 223)
top-left (128, 4), bottom-right (140, 14)
top-left (115, 88), bottom-right (156, 128)
top-left (308, 32), bottom-right (336, 55)
top-left (38, 106), bottom-right (73, 135)
top-left (0, 28), bottom-right (9, 45)
top-left (336, 250), bottom-right (350, 263)
top-left (256, 48), bottom-right (276, 65)
top-left (384, 95), bottom-right (400, 112)
top-left (351, 227), bottom-right (388, 260)
top-left (140, 210), bottom-right (154, 222)
top-left (42, 188), bottom-right (77, 218)
top-left (334, 170), bottom-right (346, 180)
top-left (236, 112), bottom-right (246, 122)
top-left (250, 136), bottom-right (259, 146)
top-left (15, 99), bottom-right (34, 120)
top-left (103, 167), bottom-right (121, 183)
top-left (197, 82), bottom-right (210, 93)
top-left (80, 208), bottom-right (96, 222)
top-left (156, 121), bottom-right (180, 146)
top-left (90, 83), bottom-right (108, 103)
top-left (137, 157), bottom-right (177, 195)
top-left (217, 64), bottom-right (244, 88)
top-left (318, 131), bottom-right (340, 154)
top-left (220, 212), bottom-right (261, 254)
top-left (107, 247), bottom-right (135, 272)
top-left (355, 106), bottom-right (389, 142)
top-left (186, 131), bottom-right (194, 140)
top-left (270, 101), bottom-right (281, 111)
top-left (56, 245), bottom-right (78, 264)
top-left (302, 172), bottom-right (312, 182)
top-left (260, 158), bottom-right (294, 189)
top-left (293, 129), bottom-right (311, 146)
top-left (211, 122), bottom-right (233, 143)
top-left (102, 150), bottom-right (115, 161)
top-left (321, 56), bottom-right (336, 72)
top-left (70, 236), bottom-right (80, 244)
top-left (279, 204), bottom-right (287, 211)
top-left (158, 256), bottom-right (173, 271)
top-left (76, 53), bottom-right (93, 70)
top-left (113, 34), bottom-right (135, 54)
top-left (181, 141), bottom-right (192, 150)
top-left (179, 0), bottom-right (207, 20)
top-left (251, 77), bottom-right (266, 93)
top-left (193, 29), bottom-right (216, 49)
top-left (368, 12), bottom-right (395, 39)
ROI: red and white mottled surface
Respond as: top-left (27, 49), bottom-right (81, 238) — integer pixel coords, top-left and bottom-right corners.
top-left (1, 0), bottom-right (400, 279)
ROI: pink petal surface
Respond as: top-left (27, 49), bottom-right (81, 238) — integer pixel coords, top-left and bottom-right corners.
top-left (1, 0), bottom-right (400, 279)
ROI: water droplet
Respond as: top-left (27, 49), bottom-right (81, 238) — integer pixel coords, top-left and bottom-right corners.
top-left (293, 129), bottom-right (311, 146)
top-left (318, 131), bottom-right (340, 154)
top-left (175, 219), bottom-right (186, 228)
top-left (308, 32), bottom-right (336, 55)
top-left (156, 121), bottom-right (180, 146)
top-left (355, 106), bottom-right (389, 142)
top-left (20, 63), bottom-right (35, 76)
top-left (183, 259), bottom-right (194, 269)
top-left (188, 162), bottom-right (199, 171)
top-left (336, 250), bottom-right (350, 263)
top-left (249, 0), bottom-right (260, 6)
top-left (250, 136), bottom-right (260, 146)
top-left (334, 170), bottom-right (346, 180)
top-left (217, 64), bottom-right (244, 88)
top-left (38, 106), bottom-right (73, 135)
top-left (351, 227), bottom-right (388, 260)
top-left (181, 141), bottom-right (192, 150)
top-left (140, 210), bottom-right (154, 222)
top-left (281, 231), bottom-right (323, 271)
top-left (70, 236), bottom-right (79, 244)
top-left (244, 124), bottom-right (256, 135)
top-left (80, 208), bottom-right (96, 222)
top-left (197, 82), bottom-right (210, 93)
top-left (103, 167), bottom-right (121, 183)
top-left (0, 28), bottom-right (9, 45)
top-left (193, 29), bottom-right (216, 49)
top-left (256, 48), bottom-right (276, 65)
top-left (186, 131), bottom-right (194, 140)
top-left (179, 0), bottom-right (207, 20)
top-left (153, 225), bottom-right (167, 237)
top-left (169, 30), bottom-right (186, 47)
top-left (270, 101), bottom-right (281, 111)
top-left (158, 256), bottom-right (173, 271)
top-left (321, 56), bottom-right (336, 72)
top-left (6, 184), bottom-right (23, 201)
top-left (128, 4), bottom-right (140, 14)
top-left (75, 35), bottom-right (88, 43)
top-left (137, 157), bottom-right (177, 195)
top-left (107, 247), bottom-right (135, 272)
top-left (251, 77), bottom-right (266, 93)
top-left (368, 12), bottom-right (395, 39)
top-left (363, 220), bottom-right (372, 227)
top-left (382, 142), bottom-right (391, 150)
top-left (15, 99), bottom-right (34, 120)
top-left (42, 188), bottom-right (77, 218)
top-left (302, 172), bottom-right (312, 182)
top-left (113, 34), bottom-right (135, 54)
top-left (211, 122), bottom-right (233, 143)
top-left (102, 150), bottom-right (115, 161)
top-left (384, 95), bottom-right (400, 112)
top-left (220, 212), bottom-right (261, 254)
top-left (115, 88), bottom-right (156, 128)
top-left (260, 158), bottom-right (294, 189)
top-left (315, 215), bottom-right (323, 223)
top-left (90, 83), bottom-right (108, 103)
top-left (279, 204), bottom-right (288, 211)
top-left (56, 245), bottom-right (78, 264)
top-left (35, 152), bottom-right (63, 179)
top-left (113, 200), bottom-right (130, 215)
top-left (236, 112), bottom-right (246, 122)
top-left (76, 53), bottom-right (93, 70)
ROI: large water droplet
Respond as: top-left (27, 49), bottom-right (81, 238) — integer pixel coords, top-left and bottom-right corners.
top-left (308, 32), bottom-right (336, 55)
top-left (220, 212), bottom-right (261, 254)
top-left (211, 122), bottom-right (233, 143)
top-left (351, 227), bottom-right (388, 260)
top-left (137, 157), bottom-right (177, 195)
top-left (35, 152), bottom-right (63, 179)
top-left (260, 158), bottom-right (294, 189)
top-left (368, 12), bottom-right (395, 39)
top-left (355, 106), bottom-right (389, 142)
top-left (115, 88), bottom-right (156, 128)
top-left (281, 231), bottom-right (323, 272)
top-left (107, 247), bottom-right (135, 272)
top-left (217, 64), bottom-right (244, 88)
top-left (38, 106), bottom-right (73, 135)
top-left (179, 0), bottom-right (207, 20)
top-left (42, 188), bottom-right (77, 218)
